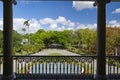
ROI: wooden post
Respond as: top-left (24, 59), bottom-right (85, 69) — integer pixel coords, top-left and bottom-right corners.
top-left (2, 0), bottom-right (13, 80)
top-left (96, 0), bottom-right (110, 80)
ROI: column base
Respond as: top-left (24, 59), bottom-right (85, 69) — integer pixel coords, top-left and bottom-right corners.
top-left (2, 74), bottom-right (14, 80)
top-left (95, 75), bottom-right (107, 80)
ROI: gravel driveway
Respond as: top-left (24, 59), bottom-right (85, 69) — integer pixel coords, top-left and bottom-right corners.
top-left (32, 49), bottom-right (79, 56)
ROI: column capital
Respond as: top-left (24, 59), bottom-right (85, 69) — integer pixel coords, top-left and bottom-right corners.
top-left (12, 0), bottom-right (17, 5)
top-left (97, 0), bottom-right (111, 4)
top-left (94, 0), bottom-right (111, 6)
top-left (2, 0), bottom-right (17, 5)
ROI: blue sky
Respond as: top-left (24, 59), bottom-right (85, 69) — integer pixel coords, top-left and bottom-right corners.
top-left (0, 1), bottom-right (120, 34)
top-left (13, 1), bottom-right (97, 23)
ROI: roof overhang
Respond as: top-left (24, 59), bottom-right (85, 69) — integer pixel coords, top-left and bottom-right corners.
top-left (0, 0), bottom-right (120, 2)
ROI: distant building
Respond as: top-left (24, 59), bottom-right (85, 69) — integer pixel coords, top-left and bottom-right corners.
top-left (21, 39), bottom-right (28, 44)
top-left (49, 43), bottom-right (63, 49)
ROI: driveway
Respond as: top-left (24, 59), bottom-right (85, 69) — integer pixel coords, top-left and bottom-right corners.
top-left (32, 49), bottom-right (79, 56)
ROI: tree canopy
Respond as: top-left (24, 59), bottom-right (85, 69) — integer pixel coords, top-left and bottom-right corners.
top-left (0, 27), bottom-right (120, 55)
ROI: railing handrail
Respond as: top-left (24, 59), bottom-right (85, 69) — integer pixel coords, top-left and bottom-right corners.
top-left (12, 55), bottom-right (97, 57)
top-left (0, 55), bottom-right (120, 79)
top-left (12, 55), bottom-right (120, 57)
top-left (106, 55), bottom-right (120, 58)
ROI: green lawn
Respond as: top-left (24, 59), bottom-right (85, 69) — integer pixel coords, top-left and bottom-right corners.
top-left (49, 53), bottom-right (63, 56)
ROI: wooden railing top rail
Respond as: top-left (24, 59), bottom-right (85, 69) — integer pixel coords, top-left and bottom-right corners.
top-left (0, 55), bottom-right (119, 57)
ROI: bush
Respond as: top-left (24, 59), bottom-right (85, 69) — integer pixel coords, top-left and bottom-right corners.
top-left (67, 46), bottom-right (79, 53)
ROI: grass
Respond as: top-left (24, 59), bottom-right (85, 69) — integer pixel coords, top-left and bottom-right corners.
top-left (48, 53), bottom-right (63, 56)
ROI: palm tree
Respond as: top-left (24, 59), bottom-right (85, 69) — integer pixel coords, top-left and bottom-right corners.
top-left (24, 20), bottom-right (30, 27)
top-left (22, 28), bottom-right (26, 35)
top-left (23, 20), bottom-right (30, 44)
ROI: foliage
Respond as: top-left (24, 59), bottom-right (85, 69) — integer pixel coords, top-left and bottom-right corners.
top-left (0, 30), bottom-right (3, 54)
top-left (106, 27), bottom-right (120, 55)
top-left (0, 27), bottom-right (120, 55)
top-left (74, 29), bottom-right (97, 54)
top-left (13, 30), bottom-right (22, 54)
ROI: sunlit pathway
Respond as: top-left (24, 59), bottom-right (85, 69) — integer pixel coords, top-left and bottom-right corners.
top-left (32, 49), bottom-right (79, 56)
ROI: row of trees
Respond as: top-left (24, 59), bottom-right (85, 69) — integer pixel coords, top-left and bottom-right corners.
top-left (0, 27), bottom-right (120, 55)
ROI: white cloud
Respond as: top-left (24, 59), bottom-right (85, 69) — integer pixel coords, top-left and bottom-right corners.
top-left (0, 17), bottom-right (76, 34)
top-left (0, 17), bottom-right (97, 33)
top-left (13, 18), bottom-right (26, 34)
top-left (76, 23), bottom-right (97, 30)
top-left (40, 16), bottom-right (75, 31)
top-left (68, 21), bottom-right (75, 27)
top-left (109, 20), bottom-right (117, 24)
top-left (67, 27), bottom-right (73, 30)
top-left (29, 18), bottom-right (42, 33)
top-left (0, 19), bottom-right (3, 30)
top-left (2, 17), bottom-right (120, 34)
top-left (56, 16), bottom-right (68, 25)
top-left (112, 8), bottom-right (120, 14)
top-left (57, 26), bottom-right (65, 31)
top-left (13, 18), bottom-right (42, 34)
top-left (50, 23), bottom-right (57, 29)
top-left (40, 18), bottom-right (56, 25)
top-left (0, 18), bottom-right (41, 34)
top-left (56, 16), bottom-right (75, 27)
top-left (108, 20), bottom-right (120, 27)
top-left (73, 1), bottom-right (94, 11)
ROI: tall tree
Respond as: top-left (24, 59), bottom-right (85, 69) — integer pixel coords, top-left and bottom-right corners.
top-left (23, 20), bottom-right (30, 43)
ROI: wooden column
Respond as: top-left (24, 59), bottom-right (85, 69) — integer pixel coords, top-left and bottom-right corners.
top-left (2, 0), bottom-right (13, 80)
top-left (96, 0), bottom-right (110, 80)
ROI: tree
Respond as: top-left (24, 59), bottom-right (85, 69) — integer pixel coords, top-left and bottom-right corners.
top-left (24, 20), bottom-right (30, 27)
top-left (0, 30), bottom-right (3, 54)
top-left (12, 30), bottom-right (22, 55)
top-left (76, 29), bottom-right (97, 54)
top-left (23, 20), bottom-right (30, 44)
top-left (22, 28), bottom-right (26, 35)
top-left (106, 27), bottom-right (120, 55)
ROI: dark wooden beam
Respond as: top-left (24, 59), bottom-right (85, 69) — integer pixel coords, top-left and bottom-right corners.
top-left (0, 0), bottom-right (119, 2)
top-left (96, 0), bottom-right (110, 80)
top-left (2, 0), bottom-right (14, 80)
